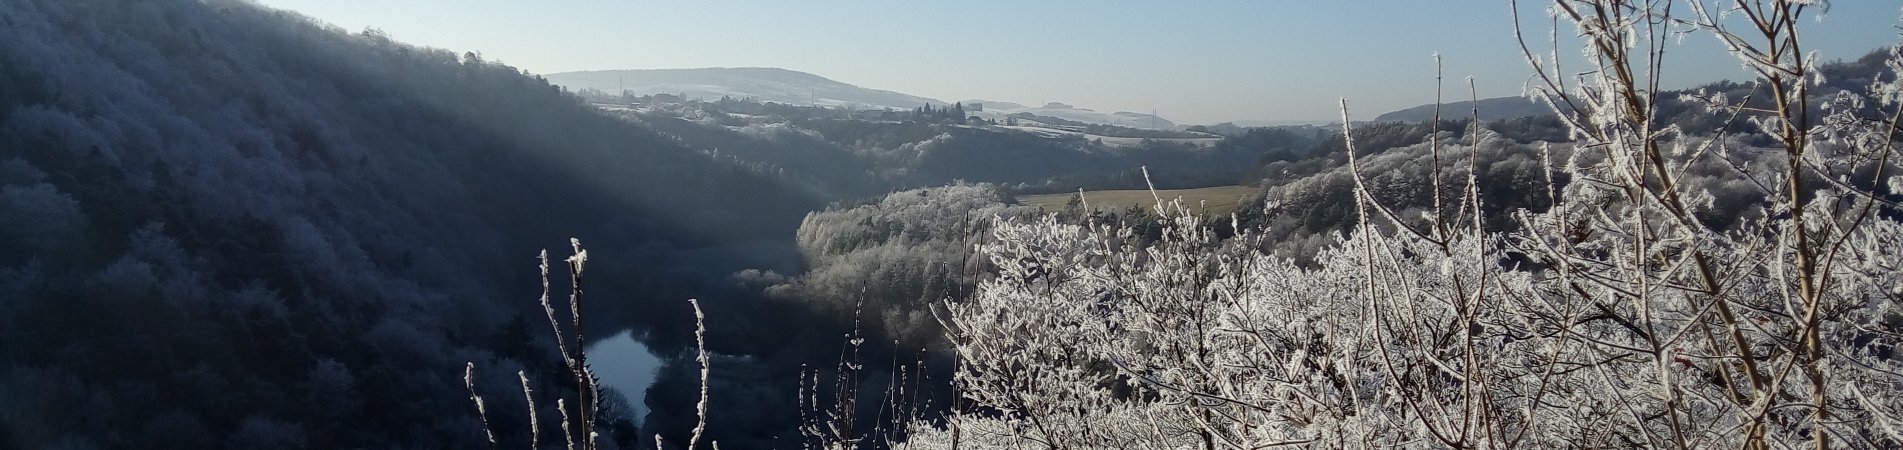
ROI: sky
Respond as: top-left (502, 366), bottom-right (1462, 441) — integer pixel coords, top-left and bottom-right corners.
top-left (253, 0), bottom-right (1901, 124)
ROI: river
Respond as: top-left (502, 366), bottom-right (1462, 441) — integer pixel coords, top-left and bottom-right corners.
top-left (585, 329), bottom-right (666, 423)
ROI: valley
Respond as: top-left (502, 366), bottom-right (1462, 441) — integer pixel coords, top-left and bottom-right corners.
top-left (3, 0), bottom-right (1900, 449)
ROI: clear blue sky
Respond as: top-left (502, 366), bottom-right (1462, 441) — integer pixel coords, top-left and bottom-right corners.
top-left (253, 0), bottom-right (1899, 124)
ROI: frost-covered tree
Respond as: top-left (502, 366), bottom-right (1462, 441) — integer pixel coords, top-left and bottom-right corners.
top-left (898, 1), bottom-right (1903, 449)
top-left (778, 183), bottom-right (1031, 346)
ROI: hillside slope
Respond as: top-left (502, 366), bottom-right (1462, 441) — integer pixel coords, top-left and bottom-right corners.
top-left (0, 0), bottom-right (816, 448)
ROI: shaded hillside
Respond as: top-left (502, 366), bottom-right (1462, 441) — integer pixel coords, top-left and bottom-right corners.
top-left (0, 0), bottom-right (816, 448)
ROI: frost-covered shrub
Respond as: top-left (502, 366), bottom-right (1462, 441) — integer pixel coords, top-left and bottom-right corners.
top-left (901, 2), bottom-right (1903, 449)
top-left (775, 183), bottom-right (1032, 346)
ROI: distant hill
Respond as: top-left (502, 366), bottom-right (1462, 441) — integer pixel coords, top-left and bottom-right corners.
top-left (1374, 96), bottom-right (1555, 122)
top-left (544, 67), bottom-right (945, 110)
top-left (1376, 48), bottom-right (1891, 125)
top-left (547, 67), bottom-right (1190, 130)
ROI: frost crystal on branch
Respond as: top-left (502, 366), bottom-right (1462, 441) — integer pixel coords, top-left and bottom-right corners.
top-left (893, 1), bottom-right (1903, 449)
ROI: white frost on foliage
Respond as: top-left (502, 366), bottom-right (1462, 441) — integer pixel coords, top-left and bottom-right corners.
top-left (884, 4), bottom-right (1903, 448)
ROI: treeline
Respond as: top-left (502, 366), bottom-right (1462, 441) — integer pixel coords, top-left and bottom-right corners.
top-left (909, 102), bottom-right (971, 124)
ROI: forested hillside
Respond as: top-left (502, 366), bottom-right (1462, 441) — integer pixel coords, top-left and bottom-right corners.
top-left (7, 0), bottom-right (1900, 449)
top-left (581, 94), bottom-right (1309, 196)
top-left (1227, 49), bottom-right (1903, 264)
top-left (0, 0), bottom-right (817, 448)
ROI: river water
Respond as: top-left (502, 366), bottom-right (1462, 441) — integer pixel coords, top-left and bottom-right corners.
top-left (585, 329), bottom-right (666, 423)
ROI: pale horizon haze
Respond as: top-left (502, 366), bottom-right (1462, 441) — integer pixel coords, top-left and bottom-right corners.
top-left (252, 0), bottom-right (1901, 124)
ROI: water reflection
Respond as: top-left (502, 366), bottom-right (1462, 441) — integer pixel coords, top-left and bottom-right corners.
top-left (586, 329), bottom-right (665, 423)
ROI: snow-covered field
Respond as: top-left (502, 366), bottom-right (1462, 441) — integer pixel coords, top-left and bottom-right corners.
top-left (964, 99), bottom-right (1182, 130)
top-left (993, 125), bottom-right (1220, 148)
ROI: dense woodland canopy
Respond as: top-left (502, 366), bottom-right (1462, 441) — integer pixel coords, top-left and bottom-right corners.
top-left (3, 0), bottom-right (1901, 449)
top-left (0, 0), bottom-right (820, 447)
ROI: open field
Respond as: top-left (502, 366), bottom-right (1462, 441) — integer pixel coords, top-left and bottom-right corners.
top-left (1018, 185), bottom-right (1260, 216)
top-left (993, 125), bottom-right (1222, 148)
